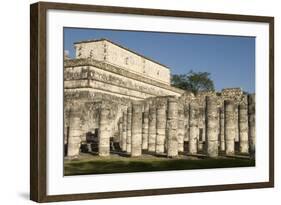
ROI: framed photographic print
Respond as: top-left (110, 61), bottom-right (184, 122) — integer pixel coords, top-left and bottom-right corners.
top-left (30, 1), bottom-right (274, 202)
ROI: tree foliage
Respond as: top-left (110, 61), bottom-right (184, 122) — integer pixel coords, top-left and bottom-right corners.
top-left (171, 70), bottom-right (215, 94)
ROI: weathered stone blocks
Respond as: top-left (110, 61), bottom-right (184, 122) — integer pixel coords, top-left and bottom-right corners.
top-left (248, 94), bottom-right (255, 158)
top-left (184, 104), bottom-right (190, 142)
top-left (126, 106), bottom-right (132, 153)
top-left (206, 96), bottom-right (219, 157)
top-left (122, 111), bottom-right (127, 151)
top-left (189, 102), bottom-right (199, 154)
top-left (118, 119), bottom-right (123, 146)
top-left (131, 103), bottom-right (143, 157)
top-left (67, 105), bottom-right (82, 157)
top-left (224, 100), bottom-right (236, 155)
top-left (98, 104), bottom-right (111, 157)
top-left (239, 103), bottom-right (249, 153)
top-left (148, 105), bottom-right (157, 152)
top-left (156, 101), bottom-right (166, 154)
top-left (219, 108), bottom-right (225, 151)
top-left (177, 108), bottom-right (185, 152)
top-left (142, 103), bottom-right (149, 150)
top-left (167, 97), bottom-right (178, 157)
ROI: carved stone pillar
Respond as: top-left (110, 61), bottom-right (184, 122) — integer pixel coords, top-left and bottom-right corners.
top-left (126, 106), bottom-right (132, 153)
top-left (118, 119), bottom-right (123, 149)
top-left (131, 103), bottom-right (143, 157)
top-left (177, 108), bottom-right (185, 152)
top-left (148, 105), bottom-right (157, 152)
top-left (122, 110), bottom-right (127, 152)
top-left (234, 106), bottom-right (239, 143)
top-left (189, 102), bottom-right (199, 154)
top-left (67, 105), bottom-right (82, 157)
top-left (219, 107), bottom-right (225, 151)
top-left (224, 100), bottom-right (235, 155)
top-left (142, 103), bottom-right (149, 150)
top-left (156, 101), bottom-right (166, 154)
top-left (202, 107), bottom-right (206, 142)
top-left (98, 104), bottom-right (110, 157)
top-left (184, 104), bottom-right (190, 143)
top-left (197, 107), bottom-right (205, 152)
top-left (167, 97), bottom-right (178, 157)
top-left (113, 116), bottom-right (120, 145)
top-left (206, 96), bottom-right (219, 158)
top-left (239, 103), bottom-right (249, 153)
top-left (248, 94), bottom-right (255, 158)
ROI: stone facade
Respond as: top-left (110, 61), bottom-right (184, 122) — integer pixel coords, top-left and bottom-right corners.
top-left (74, 39), bottom-right (171, 85)
top-left (64, 60), bottom-right (183, 100)
top-left (64, 39), bottom-right (255, 159)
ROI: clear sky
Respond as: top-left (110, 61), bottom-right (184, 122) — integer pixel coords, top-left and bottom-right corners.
top-left (64, 27), bottom-right (255, 93)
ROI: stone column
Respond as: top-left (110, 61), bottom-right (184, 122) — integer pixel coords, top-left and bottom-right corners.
top-left (239, 103), bottom-right (249, 153)
top-left (189, 102), bottom-right (199, 154)
top-left (224, 100), bottom-right (236, 155)
top-left (184, 104), bottom-right (190, 143)
top-left (167, 97), bottom-right (178, 157)
top-left (197, 107), bottom-right (205, 151)
top-left (118, 119), bottom-right (123, 149)
top-left (98, 104), bottom-right (110, 157)
top-left (156, 101), bottom-right (166, 154)
top-left (202, 107), bottom-right (206, 142)
top-left (178, 108), bottom-right (185, 152)
top-left (131, 103), bottom-right (143, 157)
top-left (122, 110), bottom-right (127, 152)
top-left (142, 103), bottom-right (149, 150)
top-left (148, 105), bottom-right (157, 152)
top-left (67, 105), bottom-right (82, 157)
top-left (206, 96), bottom-right (219, 158)
top-left (64, 110), bottom-right (68, 147)
top-left (113, 118), bottom-right (120, 145)
top-left (219, 107), bottom-right (225, 151)
top-left (248, 94), bottom-right (255, 158)
top-left (126, 106), bottom-right (132, 153)
top-left (234, 106), bottom-right (239, 143)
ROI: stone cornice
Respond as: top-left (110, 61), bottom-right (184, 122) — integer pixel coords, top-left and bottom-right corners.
top-left (64, 58), bottom-right (185, 95)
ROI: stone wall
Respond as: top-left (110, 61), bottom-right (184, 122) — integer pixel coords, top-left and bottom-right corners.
top-left (64, 59), bottom-right (184, 100)
top-left (65, 88), bottom-right (255, 159)
top-left (74, 39), bottom-right (171, 85)
top-left (74, 40), bottom-right (105, 61)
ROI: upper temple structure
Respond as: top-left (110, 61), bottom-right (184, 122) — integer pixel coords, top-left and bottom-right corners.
top-left (64, 38), bottom-right (255, 159)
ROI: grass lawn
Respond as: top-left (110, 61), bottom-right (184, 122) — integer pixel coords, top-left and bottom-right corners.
top-left (64, 154), bottom-right (255, 176)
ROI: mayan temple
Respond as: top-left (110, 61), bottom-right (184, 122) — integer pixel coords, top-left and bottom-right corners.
top-left (64, 38), bottom-right (255, 159)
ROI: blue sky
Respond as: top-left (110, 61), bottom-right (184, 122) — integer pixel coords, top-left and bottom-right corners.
top-left (64, 27), bottom-right (255, 93)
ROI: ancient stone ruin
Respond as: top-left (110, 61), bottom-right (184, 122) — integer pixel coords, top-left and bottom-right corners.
top-left (64, 39), bottom-right (255, 159)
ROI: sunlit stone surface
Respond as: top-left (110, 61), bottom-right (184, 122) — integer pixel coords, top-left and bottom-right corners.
top-left (64, 39), bottom-right (255, 159)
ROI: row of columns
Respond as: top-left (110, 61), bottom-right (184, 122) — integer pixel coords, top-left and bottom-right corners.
top-left (115, 95), bottom-right (255, 158)
top-left (66, 94), bottom-right (255, 158)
